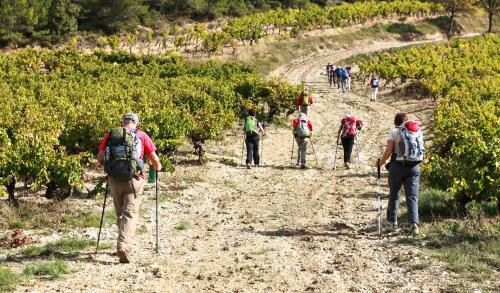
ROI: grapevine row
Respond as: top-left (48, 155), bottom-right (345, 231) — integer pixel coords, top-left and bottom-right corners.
top-left (359, 34), bottom-right (500, 204)
top-left (0, 50), bottom-right (300, 199)
top-left (81, 1), bottom-right (444, 55)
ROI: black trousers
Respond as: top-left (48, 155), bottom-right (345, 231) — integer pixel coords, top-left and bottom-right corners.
top-left (341, 136), bottom-right (355, 163)
top-left (328, 73), bottom-right (335, 85)
top-left (245, 133), bottom-right (260, 165)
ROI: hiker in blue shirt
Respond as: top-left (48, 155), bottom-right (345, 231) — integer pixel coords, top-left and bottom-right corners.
top-left (341, 67), bottom-right (349, 93)
top-left (335, 66), bottom-right (343, 89)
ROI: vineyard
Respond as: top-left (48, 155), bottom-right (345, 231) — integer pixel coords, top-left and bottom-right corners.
top-left (86, 1), bottom-right (443, 55)
top-left (1, 11), bottom-right (499, 290)
top-left (0, 49), bottom-right (300, 200)
top-left (359, 34), bottom-right (500, 208)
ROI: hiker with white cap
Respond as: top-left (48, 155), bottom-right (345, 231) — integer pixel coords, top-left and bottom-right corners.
top-left (97, 113), bottom-right (162, 263)
top-left (292, 113), bottom-right (314, 169)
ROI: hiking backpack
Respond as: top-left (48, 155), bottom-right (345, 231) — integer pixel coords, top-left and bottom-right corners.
top-left (336, 67), bottom-right (342, 76)
top-left (244, 116), bottom-right (257, 134)
top-left (301, 93), bottom-right (310, 106)
top-left (342, 68), bottom-right (349, 79)
top-left (295, 117), bottom-right (310, 138)
top-left (104, 127), bottom-right (144, 181)
top-left (372, 77), bottom-right (380, 87)
top-left (341, 118), bottom-right (358, 138)
top-left (395, 121), bottom-right (425, 166)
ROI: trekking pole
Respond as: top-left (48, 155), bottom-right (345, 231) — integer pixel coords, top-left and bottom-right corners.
top-left (96, 178), bottom-right (109, 255)
top-left (260, 134), bottom-right (264, 163)
top-left (377, 159), bottom-right (381, 235)
top-left (290, 136), bottom-right (295, 165)
top-left (155, 170), bottom-right (159, 253)
top-left (309, 138), bottom-right (319, 167)
top-left (355, 137), bottom-right (361, 168)
top-left (333, 140), bottom-right (339, 170)
top-left (240, 137), bottom-right (245, 166)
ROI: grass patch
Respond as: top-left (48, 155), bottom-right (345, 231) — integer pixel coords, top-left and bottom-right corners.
top-left (0, 266), bottom-right (20, 292)
top-left (219, 157), bottom-right (238, 167)
top-left (175, 222), bottom-right (188, 231)
top-left (419, 188), bottom-right (459, 219)
top-left (402, 210), bottom-right (499, 288)
top-left (0, 200), bottom-right (115, 230)
top-left (432, 239), bottom-right (499, 280)
top-left (267, 213), bottom-right (281, 220)
top-left (396, 236), bottom-right (419, 245)
top-left (0, 201), bottom-right (67, 230)
top-left (410, 263), bottom-right (429, 270)
top-left (60, 208), bottom-right (116, 229)
top-left (385, 23), bottom-right (424, 41)
top-left (137, 224), bottom-right (148, 235)
top-left (23, 260), bottom-right (68, 280)
top-left (149, 192), bottom-right (181, 203)
top-left (394, 193), bottom-right (499, 290)
top-left (20, 238), bottom-right (95, 257)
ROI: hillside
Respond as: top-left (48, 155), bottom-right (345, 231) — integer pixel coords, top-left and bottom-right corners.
top-left (0, 3), bottom-right (498, 293)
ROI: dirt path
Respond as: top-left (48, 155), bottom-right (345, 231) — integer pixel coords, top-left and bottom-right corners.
top-left (18, 40), bottom-right (457, 293)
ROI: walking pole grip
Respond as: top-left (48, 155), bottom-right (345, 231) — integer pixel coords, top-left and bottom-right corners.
top-left (377, 159), bottom-right (381, 179)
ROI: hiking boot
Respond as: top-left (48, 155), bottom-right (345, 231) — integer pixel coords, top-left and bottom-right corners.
top-left (411, 224), bottom-right (419, 236)
top-left (117, 249), bottom-right (130, 264)
top-left (246, 164), bottom-right (251, 169)
top-left (344, 162), bottom-right (350, 169)
top-left (300, 165), bottom-right (306, 169)
top-left (385, 221), bottom-right (398, 233)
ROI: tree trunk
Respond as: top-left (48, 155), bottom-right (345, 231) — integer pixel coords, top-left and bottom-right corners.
top-left (448, 11), bottom-right (455, 35)
top-left (6, 177), bottom-right (16, 203)
top-left (488, 11), bottom-right (493, 33)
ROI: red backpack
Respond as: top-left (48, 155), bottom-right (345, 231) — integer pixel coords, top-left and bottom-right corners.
top-left (341, 116), bottom-right (361, 138)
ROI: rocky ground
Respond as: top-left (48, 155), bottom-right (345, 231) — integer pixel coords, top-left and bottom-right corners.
top-left (7, 38), bottom-right (487, 293)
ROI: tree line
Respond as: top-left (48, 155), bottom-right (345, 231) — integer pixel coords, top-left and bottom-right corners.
top-left (2, 1), bottom-right (446, 56)
top-left (0, 0), bottom-right (329, 47)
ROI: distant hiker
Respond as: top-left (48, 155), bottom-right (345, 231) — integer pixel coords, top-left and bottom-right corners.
top-left (243, 109), bottom-right (265, 169)
top-left (329, 64), bottom-right (336, 86)
top-left (326, 63), bottom-right (332, 79)
top-left (292, 113), bottom-right (313, 168)
top-left (326, 63), bottom-right (334, 86)
top-left (346, 66), bottom-right (352, 92)
top-left (341, 67), bottom-right (349, 93)
top-left (336, 115), bottom-right (363, 169)
top-left (370, 75), bottom-right (380, 101)
top-left (295, 87), bottom-right (314, 115)
top-left (335, 66), bottom-right (343, 89)
top-left (292, 113), bottom-right (314, 169)
top-left (377, 113), bottom-right (424, 235)
top-left (98, 113), bottom-right (162, 263)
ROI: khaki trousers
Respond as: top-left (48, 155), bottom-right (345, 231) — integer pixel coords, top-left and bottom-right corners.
top-left (109, 177), bottom-right (145, 253)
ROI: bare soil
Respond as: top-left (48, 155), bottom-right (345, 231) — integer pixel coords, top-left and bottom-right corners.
top-left (10, 40), bottom-right (475, 293)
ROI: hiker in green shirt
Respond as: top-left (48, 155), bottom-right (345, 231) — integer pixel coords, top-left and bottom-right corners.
top-left (243, 109), bottom-right (265, 169)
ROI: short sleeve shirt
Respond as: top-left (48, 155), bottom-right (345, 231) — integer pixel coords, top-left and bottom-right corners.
top-left (99, 129), bottom-right (157, 160)
top-left (388, 128), bottom-right (399, 142)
